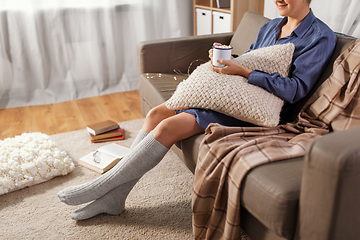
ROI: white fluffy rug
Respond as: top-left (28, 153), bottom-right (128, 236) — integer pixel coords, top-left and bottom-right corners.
top-left (0, 119), bottom-right (195, 239)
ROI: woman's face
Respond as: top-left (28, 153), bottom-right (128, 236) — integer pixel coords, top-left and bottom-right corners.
top-left (274, 0), bottom-right (309, 17)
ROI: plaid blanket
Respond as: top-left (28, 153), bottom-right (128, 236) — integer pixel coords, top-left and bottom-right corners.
top-left (192, 39), bottom-right (360, 240)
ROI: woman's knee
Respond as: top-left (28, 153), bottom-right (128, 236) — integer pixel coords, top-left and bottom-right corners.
top-left (146, 104), bottom-right (172, 120)
top-left (143, 104), bottom-right (175, 133)
top-left (152, 113), bottom-right (203, 147)
top-left (146, 105), bottom-right (161, 120)
top-left (151, 117), bottom-right (180, 147)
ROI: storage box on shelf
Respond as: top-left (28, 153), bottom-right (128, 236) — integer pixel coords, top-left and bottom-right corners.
top-left (213, 11), bottom-right (231, 34)
top-left (193, 0), bottom-right (264, 35)
top-left (196, 8), bottom-right (212, 35)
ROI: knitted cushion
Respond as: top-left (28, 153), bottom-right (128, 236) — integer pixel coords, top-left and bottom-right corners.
top-left (0, 132), bottom-right (75, 195)
top-left (165, 43), bottom-right (295, 127)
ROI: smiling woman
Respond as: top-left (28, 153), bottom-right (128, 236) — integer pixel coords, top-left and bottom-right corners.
top-left (265, 0), bottom-right (360, 38)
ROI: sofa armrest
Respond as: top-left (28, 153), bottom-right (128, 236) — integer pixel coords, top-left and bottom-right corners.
top-left (297, 127), bottom-right (360, 240)
top-left (137, 33), bottom-right (234, 75)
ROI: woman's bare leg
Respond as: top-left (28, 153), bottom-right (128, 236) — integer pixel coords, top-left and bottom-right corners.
top-left (152, 111), bottom-right (203, 148)
top-left (142, 103), bottom-right (203, 148)
top-left (58, 106), bottom-right (203, 207)
top-left (68, 111), bottom-right (203, 220)
top-left (131, 103), bottom-right (185, 148)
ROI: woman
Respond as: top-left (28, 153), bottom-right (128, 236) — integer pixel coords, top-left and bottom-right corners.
top-left (58, 0), bottom-right (336, 220)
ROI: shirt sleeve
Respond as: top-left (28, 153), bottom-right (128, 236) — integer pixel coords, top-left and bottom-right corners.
top-left (248, 35), bottom-right (336, 104)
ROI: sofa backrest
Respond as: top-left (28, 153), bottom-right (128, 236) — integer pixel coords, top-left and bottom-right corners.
top-left (230, 11), bottom-right (270, 55)
top-left (231, 11), bottom-right (357, 122)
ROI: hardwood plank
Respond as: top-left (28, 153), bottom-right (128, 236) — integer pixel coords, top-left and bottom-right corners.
top-left (104, 92), bottom-right (144, 122)
top-left (28, 104), bottom-right (59, 136)
top-left (123, 91), bottom-right (145, 119)
top-left (52, 100), bottom-right (84, 133)
top-left (75, 95), bottom-right (112, 126)
top-left (0, 90), bottom-right (144, 140)
top-left (0, 106), bottom-right (33, 138)
top-left (15, 107), bottom-right (33, 135)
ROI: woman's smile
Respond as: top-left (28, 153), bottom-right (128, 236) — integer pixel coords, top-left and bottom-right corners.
top-left (275, 1), bottom-right (288, 9)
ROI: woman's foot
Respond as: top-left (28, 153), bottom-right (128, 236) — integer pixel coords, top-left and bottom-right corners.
top-left (70, 178), bottom-right (138, 220)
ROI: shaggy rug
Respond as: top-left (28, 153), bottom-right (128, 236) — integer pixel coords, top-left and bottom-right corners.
top-left (0, 119), bottom-right (195, 239)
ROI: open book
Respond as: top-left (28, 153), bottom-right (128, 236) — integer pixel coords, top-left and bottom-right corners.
top-left (78, 143), bottom-right (130, 173)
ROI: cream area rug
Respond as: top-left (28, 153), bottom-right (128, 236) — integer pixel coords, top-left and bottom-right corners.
top-left (0, 119), bottom-right (195, 239)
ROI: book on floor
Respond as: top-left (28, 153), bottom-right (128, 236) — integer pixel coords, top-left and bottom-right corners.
top-left (78, 143), bottom-right (130, 174)
top-left (86, 120), bottom-right (119, 135)
top-left (91, 133), bottom-right (125, 143)
top-left (90, 128), bottom-right (125, 141)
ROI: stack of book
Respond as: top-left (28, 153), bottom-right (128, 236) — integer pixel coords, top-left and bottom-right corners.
top-left (86, 120), bottom-right (125, 143)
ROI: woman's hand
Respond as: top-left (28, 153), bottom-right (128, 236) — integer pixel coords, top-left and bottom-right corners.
top-left (211, 59), bottom-right (253, 78)
top-left (209, 42), bottom-right (252, 78)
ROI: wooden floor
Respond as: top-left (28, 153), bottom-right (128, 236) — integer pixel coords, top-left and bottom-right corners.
top-left (0, 90), bottom-right (144, 140)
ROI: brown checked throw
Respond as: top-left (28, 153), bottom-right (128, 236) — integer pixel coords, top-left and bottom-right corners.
top-left (192, 39), bottom-right (360, 240)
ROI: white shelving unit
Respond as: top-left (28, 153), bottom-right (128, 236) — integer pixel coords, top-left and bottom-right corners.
top-left (193, 0), bottom-right (264, 35)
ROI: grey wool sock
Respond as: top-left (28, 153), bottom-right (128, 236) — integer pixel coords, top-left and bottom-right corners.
top-left (57, 131), bottom-right (168, 206)
top-left (70, 130), bottom-right (149, 220)
top-left (71, 178), bottom-right (138, 221)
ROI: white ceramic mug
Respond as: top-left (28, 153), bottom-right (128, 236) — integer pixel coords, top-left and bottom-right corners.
top-left (212, 45), bottom-right (233, 67)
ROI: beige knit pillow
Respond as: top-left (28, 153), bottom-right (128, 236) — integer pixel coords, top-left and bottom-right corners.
top-left (165, 43), bottom-right (295, 127)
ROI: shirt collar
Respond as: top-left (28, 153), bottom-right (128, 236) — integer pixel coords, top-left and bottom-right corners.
top-left (276, 9), bottom-right (316, 39)
top-left (293, 9), bottom-right (316, 38)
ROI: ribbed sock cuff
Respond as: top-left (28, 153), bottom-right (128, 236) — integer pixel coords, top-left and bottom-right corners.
top-left (131, 129), bottom-right (149, 149)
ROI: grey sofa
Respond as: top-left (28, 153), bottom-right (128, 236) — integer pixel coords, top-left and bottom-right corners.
top-left (137, 11), bottom-right (359, 240)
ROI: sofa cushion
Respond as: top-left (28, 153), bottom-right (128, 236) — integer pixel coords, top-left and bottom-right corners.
top-left (165, 43), bottom-right (295, 127)
top-left (180, 132), bottom-right (303, 239)
top-left (139, 73), bottom-right (186, 116)
top-left (241, 157), bottom-right (303, 239)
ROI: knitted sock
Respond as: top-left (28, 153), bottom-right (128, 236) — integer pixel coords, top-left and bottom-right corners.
top-left (70, 130), bottom-right (149, 220)
top-left (130, 129), bottom-right (148, 149)
top-left (57, 132), bottom-right (168, 206)
top-left (70, 178), bottom-right (138, 220)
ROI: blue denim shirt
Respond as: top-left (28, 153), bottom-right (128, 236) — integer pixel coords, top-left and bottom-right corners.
top-left (247, 10), bottom-right (336, 103)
